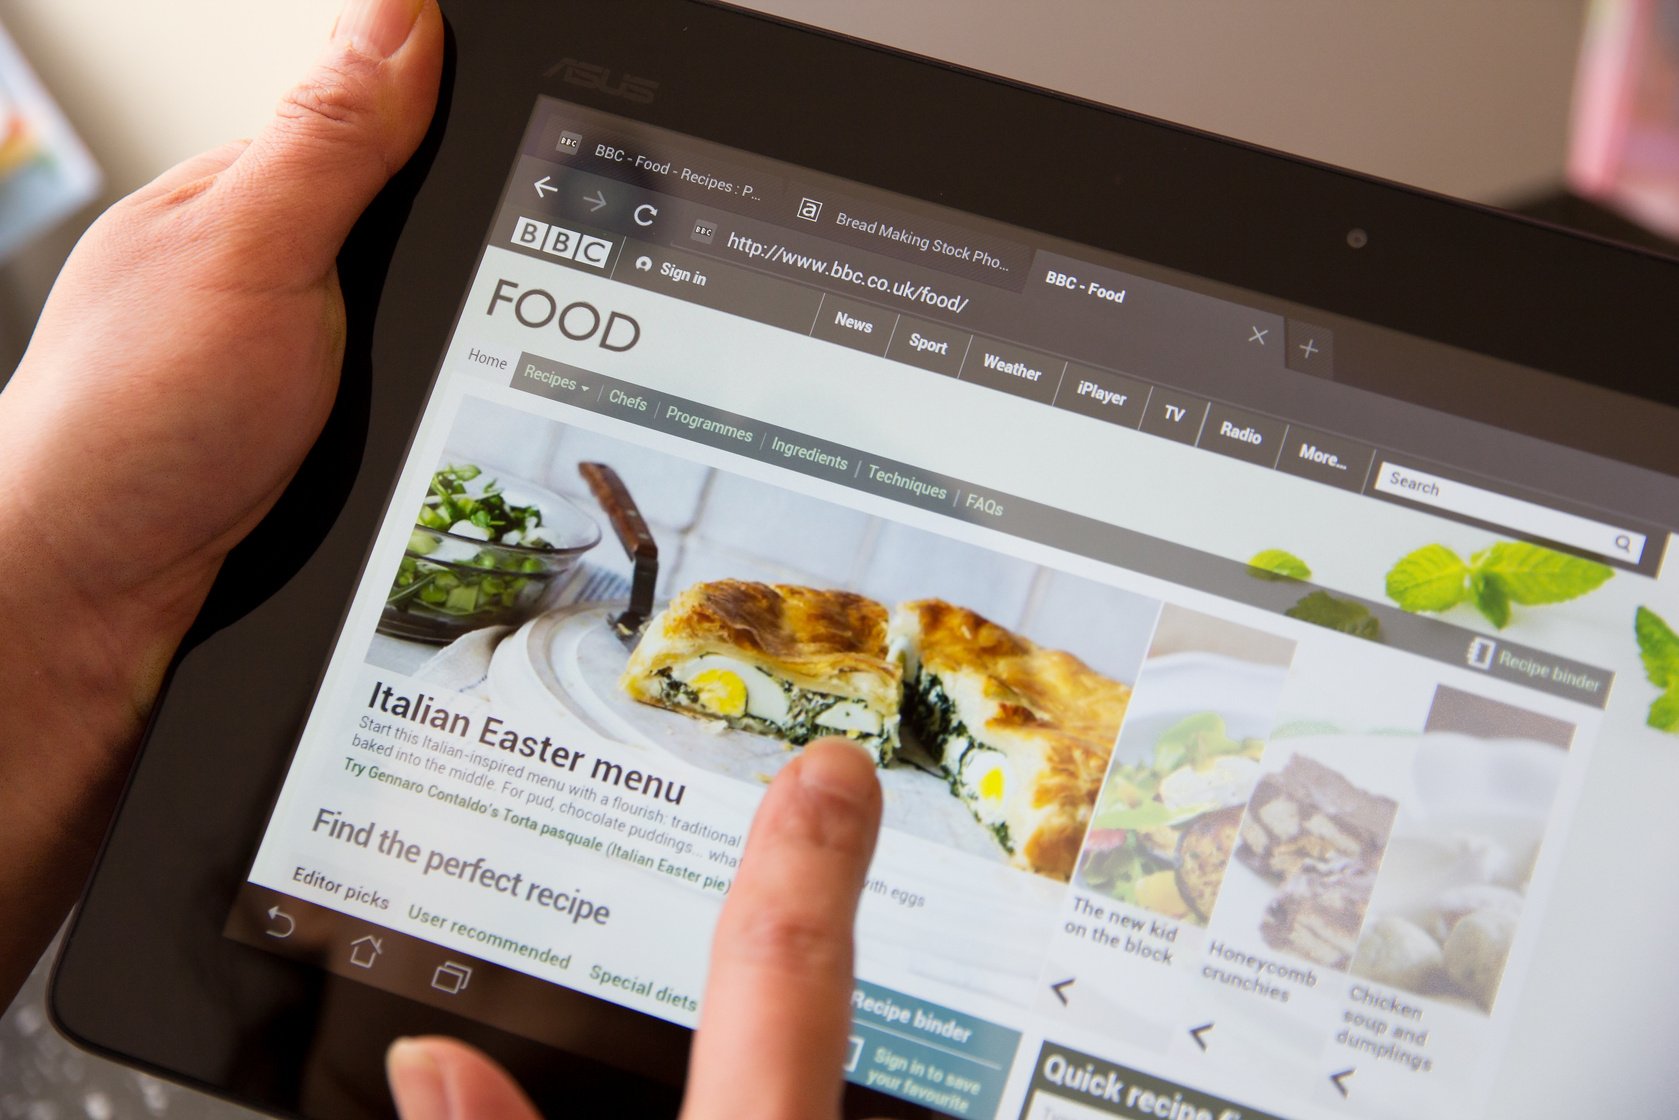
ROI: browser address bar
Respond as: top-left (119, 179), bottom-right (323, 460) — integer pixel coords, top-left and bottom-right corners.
top-left (1373, 462), bottom-right (1647, 564)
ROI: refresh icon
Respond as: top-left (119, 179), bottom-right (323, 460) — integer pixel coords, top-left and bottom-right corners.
top-left (633, 203), bottom-right (659, 227)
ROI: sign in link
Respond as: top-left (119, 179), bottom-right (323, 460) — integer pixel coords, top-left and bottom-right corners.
top-left (512, 216), bottom-right (615, 270)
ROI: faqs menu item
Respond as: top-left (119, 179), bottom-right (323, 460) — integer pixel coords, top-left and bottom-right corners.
top-left (893, 599), bottom-right (1131, 881)
top-left (621, 579), bottom-right (905, 761)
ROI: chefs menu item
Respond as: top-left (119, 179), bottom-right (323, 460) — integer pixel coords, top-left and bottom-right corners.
top-left (622, 579), bottom-right (905, 761)
top-left (894, 599), bottom-right (1131, 881)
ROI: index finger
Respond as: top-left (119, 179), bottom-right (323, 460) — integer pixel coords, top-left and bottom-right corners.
top-left (680, 739), bottom-right (883, 1120)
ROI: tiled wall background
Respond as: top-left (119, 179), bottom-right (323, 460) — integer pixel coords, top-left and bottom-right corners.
top-left (445, 396), bottom-right (1162, 680)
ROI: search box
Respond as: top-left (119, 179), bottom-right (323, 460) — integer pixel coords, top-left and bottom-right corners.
top-left (1373, 463), bottom-right (1646, 563)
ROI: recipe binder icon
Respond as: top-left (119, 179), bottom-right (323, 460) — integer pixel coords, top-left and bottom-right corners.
top-left (1466, 637), bottom-right (1497, 671)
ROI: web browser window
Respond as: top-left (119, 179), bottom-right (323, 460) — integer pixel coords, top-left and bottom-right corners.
top-left (230, 97), bottom-right (1679, 1120)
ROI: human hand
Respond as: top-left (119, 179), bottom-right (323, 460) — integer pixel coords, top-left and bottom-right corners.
top-left (386, 738), bottom-right (885, 1120)
top-left (0, 0), bottom-right (442, 1005)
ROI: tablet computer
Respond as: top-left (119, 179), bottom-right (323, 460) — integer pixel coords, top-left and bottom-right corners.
top-left (51, 2), bottom-right (1679, 1118)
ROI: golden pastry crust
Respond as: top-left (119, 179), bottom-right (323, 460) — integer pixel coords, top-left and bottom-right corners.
top-left (895, 600), bottom-right (1131, 880)
top-left (908, 599), bottom-right (1130, 739)
top-left (624, 580), bottom-right (900, 709)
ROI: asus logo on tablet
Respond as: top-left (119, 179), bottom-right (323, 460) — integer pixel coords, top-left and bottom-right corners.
top-left (548, 58), bottom-right (660, 104)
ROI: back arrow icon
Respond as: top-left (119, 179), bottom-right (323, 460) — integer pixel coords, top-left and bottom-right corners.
top-left (1189, 1022), bottom-right (1213, 1051)
top-left (265, 906), bottom-right (296, 939)
top-left (534, 176), bottom-right (556, 199)
top-left (1330, 1069), bottom-right (1354, 1098)
top-left (584, 190), bottom-right (607, 212)
top-left (1049, 978), bottom-right (1075, 1005)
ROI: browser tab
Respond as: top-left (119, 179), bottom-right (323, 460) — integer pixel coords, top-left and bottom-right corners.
top-left (807, 192), bottom-right (1033, 290)
top-left (959, 337), bottom-right (1064, 405)
top-left (1199, 403), bottom-right (1287, 467)
top-left (1054, 364), bottom-right (1149, 430)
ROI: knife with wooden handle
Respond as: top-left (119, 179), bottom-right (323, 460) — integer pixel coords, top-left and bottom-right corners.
top-left (578, 462), bottom-right (659, 649)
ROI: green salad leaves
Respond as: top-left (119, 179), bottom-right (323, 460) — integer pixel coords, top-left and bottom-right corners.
top-left (414, 464), bottom-right (549, 546)
top-left (389, 465), bottom-right (557, 622)
top-left (1385, 541), bottom-right (1611, 629)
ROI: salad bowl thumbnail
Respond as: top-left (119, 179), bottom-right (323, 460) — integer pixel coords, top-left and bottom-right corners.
top-left (380, 463), bottom-right (601, 643)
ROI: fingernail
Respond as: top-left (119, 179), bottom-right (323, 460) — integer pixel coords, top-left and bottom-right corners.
top-left (799, 739), bottom-right (881, 806)
top-left (335, 0), bottom-right (425, 59)
top-left (387, 1038), bottom-right (450, 1120)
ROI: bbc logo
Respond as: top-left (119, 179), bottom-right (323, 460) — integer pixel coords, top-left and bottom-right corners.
top-left (512, 217), bottom-right (614, 270)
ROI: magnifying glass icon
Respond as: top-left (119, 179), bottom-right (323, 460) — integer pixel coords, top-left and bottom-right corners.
top-left (1615, 534), bottom-right (1633, 554)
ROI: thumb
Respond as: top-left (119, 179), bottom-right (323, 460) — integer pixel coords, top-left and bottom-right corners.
top-left (387, 1037), bottom-right (544, 1120)
top-left (222, 0), bottom-right (443, 280)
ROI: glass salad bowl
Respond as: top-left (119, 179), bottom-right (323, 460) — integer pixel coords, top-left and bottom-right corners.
top-left (378, 462), bottom-right (602, 643)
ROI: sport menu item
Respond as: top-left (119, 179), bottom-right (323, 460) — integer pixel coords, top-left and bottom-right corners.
top-left (50, 4), bottom-right (1679, 1119)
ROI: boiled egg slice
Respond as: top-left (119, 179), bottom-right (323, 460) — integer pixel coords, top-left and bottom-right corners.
top-left (674, 656), bottom-right (791, 724)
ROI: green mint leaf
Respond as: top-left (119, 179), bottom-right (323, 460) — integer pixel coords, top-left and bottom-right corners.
top-left (1650, 687), bottom-right (1679, 734)
top-left (1286, 591), bottom-right (1383, 640)
top-left (1385, 545), bottom-right (1469, 613)
top-left (1635, 607), bottom-right (1679, 689)
top-left (1470, 571), bottom-right (1512, 629)
top-left (1248, 549), bottom-right (1312, 581)
top-left (1472, 541), bottom-right (1613, 605)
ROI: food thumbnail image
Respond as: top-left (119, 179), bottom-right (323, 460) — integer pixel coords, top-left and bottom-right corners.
top-left (1239, 755), bottom-right (1399, 969)
top-left (371, 396), bottom-right (1161, 881)
top-left (1076, 606), bottom-right (1297, 924)
top-left (1347, 687), bottom-right (1570, 1013)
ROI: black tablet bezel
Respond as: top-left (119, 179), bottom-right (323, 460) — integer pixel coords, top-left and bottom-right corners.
top-left (49, 2), bottom-right (1679, 1118)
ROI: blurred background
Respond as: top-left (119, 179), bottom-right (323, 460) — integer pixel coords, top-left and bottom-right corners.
top-left (2, 0), bottom-right (1675, 1116)
top-left (8, 0), bottom-right (1679, 371)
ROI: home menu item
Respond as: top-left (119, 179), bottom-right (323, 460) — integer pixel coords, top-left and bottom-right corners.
top-left (223, 88), bottom-right (1679, 1120)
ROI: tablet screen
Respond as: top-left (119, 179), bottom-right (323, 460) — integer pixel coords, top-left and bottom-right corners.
top-left (227, 95), bottom-right (1679, 1120)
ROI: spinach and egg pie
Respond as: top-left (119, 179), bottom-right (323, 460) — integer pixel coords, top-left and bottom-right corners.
top-left (621, 580), bottom-right (903, 761)
top-left (892, 600), bottom-right (1131, 880)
